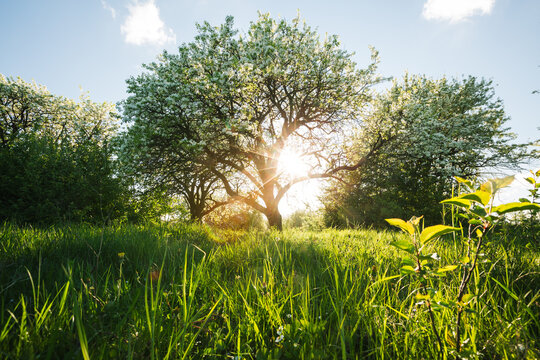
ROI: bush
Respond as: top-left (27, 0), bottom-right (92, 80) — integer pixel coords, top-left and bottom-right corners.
top-left (285, 209), bottom-right (324, 230)
top-left (0, 135), bottom-right (127, 224)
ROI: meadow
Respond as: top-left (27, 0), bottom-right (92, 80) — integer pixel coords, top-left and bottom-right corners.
top-left (0, 222), bottom-right (538, 359)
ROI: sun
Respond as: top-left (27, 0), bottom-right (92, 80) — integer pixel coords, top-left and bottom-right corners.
top-left (278, 146), bottom-right (310, 179)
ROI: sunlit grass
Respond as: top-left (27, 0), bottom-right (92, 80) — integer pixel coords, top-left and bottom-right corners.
top-left (0, 222), bottom-right (538, 359)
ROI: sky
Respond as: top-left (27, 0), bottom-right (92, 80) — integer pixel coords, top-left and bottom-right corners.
top-left (1, 0), bottom-right (539, 214)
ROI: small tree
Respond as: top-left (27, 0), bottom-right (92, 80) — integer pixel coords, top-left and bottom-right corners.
top-left (123, 14), bottom-right (388, 230)
top-left (386, 174), bottom-right (540, 357)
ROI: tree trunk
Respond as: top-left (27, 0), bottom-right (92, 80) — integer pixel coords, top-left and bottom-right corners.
top-left (189, 210), bottom-right (202, 223)
top-left (265, 207), bottom-right (283, 231)
top-left (189, 202), bottom-right (204, 223)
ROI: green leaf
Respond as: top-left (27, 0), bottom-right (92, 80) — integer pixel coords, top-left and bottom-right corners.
top-left (460, 256), bottom-right (470, 264)
top-left (400, 265), bottom-right (416, 275)
top-left (470, 207), bottom-right (487, 217)
top-left (492, 277), bottom-right (538, 323)
top-left (492, 202), bottom-right (540, 214)
top-left (419, 253), bottom-right (440, 261)
top-left (409, 216), bottom-right (423, 226)
top-left (420, 225), bottom-right (460, 244)
top-left (525, 177), bottom-right (535, 185)
top-left (385, 218), bottom-right (415, 235)
top-left (441, 197), bottom-right (471, 208)
top-left (415, 293), bottom-right (431, 300)
top-left (436, 265), bottom-right (458, 273)
top-left (535, 169), bottom-right (540, 177)
top-left (401, 257), bottom-right (416, 268)
top-left (389, 240), bottom-right (415, 254)
top-left (460, 190), bottom-right (491, 206)
top-left (461, 294), bottom-right (474, 304)
top-left (518, 198), bottom-right (531, 203)
top-left (454, 176), bottom-right (473, 189)
top-left (480, 175), bottom-right (514, 194)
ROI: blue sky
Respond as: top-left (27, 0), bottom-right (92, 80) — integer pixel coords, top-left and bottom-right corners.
top-left (2, 0), bottom-right (538, 142)
top-left (2, 0), bottom-right (539, 212)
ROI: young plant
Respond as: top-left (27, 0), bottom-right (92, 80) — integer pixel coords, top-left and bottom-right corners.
top-left (524, 169), bottom-right (540, 204)
top-left (385, 216), bottom-right (459, 355)
top-left (522, 169), bottom-right (540, 226)
top-left (386, 174), bottom-right (540, 357)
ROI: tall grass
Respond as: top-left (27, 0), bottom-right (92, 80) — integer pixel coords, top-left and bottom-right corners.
top-left (0, 222), bottom-right (538, 358)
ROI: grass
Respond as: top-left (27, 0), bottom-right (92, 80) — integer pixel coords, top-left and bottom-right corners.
top-left (0, 222), bottom-right (538, 359)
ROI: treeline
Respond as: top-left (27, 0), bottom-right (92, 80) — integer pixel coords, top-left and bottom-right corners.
top-left (1, 14), bottom-right (536, 228)
top-left (0, 75), bottom-right (168, 224)
top-left (322, 74), bottom-right (532, 227)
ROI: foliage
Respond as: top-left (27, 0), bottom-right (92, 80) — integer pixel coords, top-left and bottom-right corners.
top-left (0, 74), bottom-right (118, 148)
top-left (500, 169), bottom-right (540, 244)
top-left (523, 169), bottom-right (540, 212)
top-left (0, 74), bottom-right (129, 224)
top-left (284, 209), bottom-right (325, 230)
top-left (386, 174), bottom-right (540, 357)
top-left (0, 135), bottom-right (126, 224)
top-left (116, 102), bottom-right (225, 222)
top-left (122, 14), bottom-right (387, 230)
top-left (324, 74), bottom-right (532, 228)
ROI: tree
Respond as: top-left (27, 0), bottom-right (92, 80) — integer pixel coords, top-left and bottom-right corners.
top-left (0, 75), bottom-right (56, 147)
top-left (323, 74), bottom-right (532, 227)
top-left (122, 14), bottom-right (388, 230)
top-left (0, 74), bottom-right (126, 224)
top-left (117, 74), bottom-right (228, 222)
top-left (0, 74), bottom-right (117, 148)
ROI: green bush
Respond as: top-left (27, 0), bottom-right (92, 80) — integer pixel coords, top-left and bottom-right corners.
top-left (0, 135), bottom-right (126, 224)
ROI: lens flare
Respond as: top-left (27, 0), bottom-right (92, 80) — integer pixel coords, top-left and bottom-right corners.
top-left (278, 147), bottom-right (310, 179)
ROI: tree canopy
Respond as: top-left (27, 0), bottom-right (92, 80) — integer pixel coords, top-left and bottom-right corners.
top-left (323, 74), bottom-right (532, 227)
top-left (122, 14), bottom-right (388, 229)
top-left (0, 74), bottom-right (128, 224)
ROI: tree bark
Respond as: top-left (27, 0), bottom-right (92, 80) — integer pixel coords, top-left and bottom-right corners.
top-left (265, 207), bottom-right (283, 231)
top-left (189, 204), bottom-right (204, 223)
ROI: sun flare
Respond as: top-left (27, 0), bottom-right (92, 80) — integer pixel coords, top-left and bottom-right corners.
top-left (278, 147), bottom-right (310, 179)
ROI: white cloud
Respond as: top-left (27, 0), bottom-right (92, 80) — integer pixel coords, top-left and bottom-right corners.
top-left (101, 0), bottom-right (116, 19)
top-left (121, 0), bottom-right (176, 46)
top-left (423, 0), bottom-right (495, 23)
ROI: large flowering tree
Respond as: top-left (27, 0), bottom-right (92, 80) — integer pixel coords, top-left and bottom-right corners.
top-left (122, 14), bottom-right (387, 229)
top-left (323, 74), bottom-right (533, 227)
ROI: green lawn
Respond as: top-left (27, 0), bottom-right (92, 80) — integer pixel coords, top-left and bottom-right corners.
top-left (0, 222), bottom-right (538, 359)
